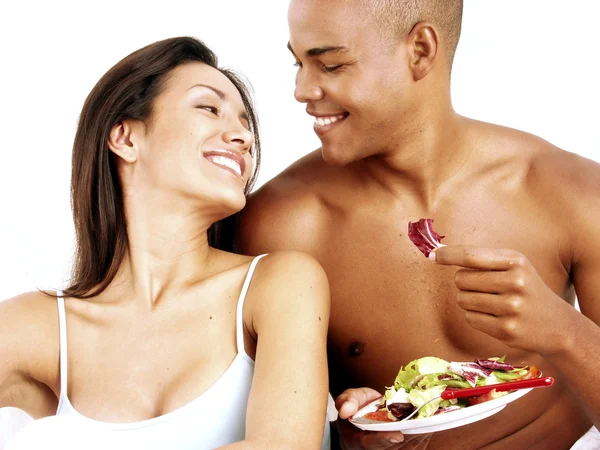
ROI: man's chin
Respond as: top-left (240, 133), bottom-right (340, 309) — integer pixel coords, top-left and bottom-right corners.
top-left (320, 144), bottom-right (354, 167)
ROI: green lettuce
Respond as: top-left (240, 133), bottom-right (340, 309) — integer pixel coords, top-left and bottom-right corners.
top-left (407, 385), bottom-right (447, 418)
top-left (394, 357), bottom-right (450, 391)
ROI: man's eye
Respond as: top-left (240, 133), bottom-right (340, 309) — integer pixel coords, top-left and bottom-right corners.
top-left (321, 64), bottom-right (343, 73)
top-left (198, 105), bottom-right (219, 115)
top-left (293, 60), bottom-right (303, 68)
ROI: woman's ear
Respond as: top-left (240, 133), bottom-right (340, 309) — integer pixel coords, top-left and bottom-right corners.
top-left (108, 120), bottom-right (139, 163)
top-left (408, 22), bottom-right (439, 81)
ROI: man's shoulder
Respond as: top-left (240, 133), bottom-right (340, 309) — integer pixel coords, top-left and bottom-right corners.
top-left (251, 149), bottom-right (349, 203)
top-left (499, 126), bottom-right (600, 241)
top-left (517, 133), bottom-right (600, 270)
top-left (240, 150), bottom-right (336, 255)
top-left (524, 136), bottom-right (600, 208)
top-left (252, 150), bottom-right (326, 203)
top-left (474, 120), bottom-right (600, 203)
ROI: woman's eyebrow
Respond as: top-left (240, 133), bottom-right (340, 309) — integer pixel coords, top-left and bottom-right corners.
top-left (187, 83), bottom-right (226, 99)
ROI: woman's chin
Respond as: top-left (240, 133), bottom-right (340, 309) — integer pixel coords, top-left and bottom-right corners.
top-left (212, 191), bottom-right (247, 217)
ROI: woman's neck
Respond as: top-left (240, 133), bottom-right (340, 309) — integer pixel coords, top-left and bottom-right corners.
top-left (107, 188), bottom-right (221, 310)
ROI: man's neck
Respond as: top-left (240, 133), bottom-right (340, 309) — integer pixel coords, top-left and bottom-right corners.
top-left (360, 109), bottom-right (474, 210)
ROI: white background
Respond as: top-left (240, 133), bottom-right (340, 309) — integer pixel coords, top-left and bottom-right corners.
top-left (0, 0), bottom-right (599, 301)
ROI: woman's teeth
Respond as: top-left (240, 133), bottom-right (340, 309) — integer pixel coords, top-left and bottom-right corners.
top-left (314, 114), bottom-right (347, 127)
top-left (206, 155), bottom-right (242, 177)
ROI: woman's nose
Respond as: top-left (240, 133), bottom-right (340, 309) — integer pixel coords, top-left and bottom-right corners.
top-left (222, 122), bottom-right (254, 153)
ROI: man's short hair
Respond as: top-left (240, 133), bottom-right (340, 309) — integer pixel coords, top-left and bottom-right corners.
top-left (365, 0), bottom-right (464, 67)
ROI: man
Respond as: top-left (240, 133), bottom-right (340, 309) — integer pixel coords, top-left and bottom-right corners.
top-left (239, 0), bottom-right (600, 448)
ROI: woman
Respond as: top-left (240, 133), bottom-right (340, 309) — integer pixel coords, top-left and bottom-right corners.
top-left (0, 37), bottom-right (330, 449)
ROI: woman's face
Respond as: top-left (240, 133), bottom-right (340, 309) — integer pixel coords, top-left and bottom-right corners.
top-left (124, 62), bottom-right (255, 217)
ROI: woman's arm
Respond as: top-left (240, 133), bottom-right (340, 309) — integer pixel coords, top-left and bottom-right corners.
top-left (218, 251), bottom-right (330, 450)
top-left (0, 292), bottom-right (59, 418)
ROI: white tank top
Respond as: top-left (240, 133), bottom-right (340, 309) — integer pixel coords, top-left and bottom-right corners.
top-left (7, 255), bottom-right (329, 449)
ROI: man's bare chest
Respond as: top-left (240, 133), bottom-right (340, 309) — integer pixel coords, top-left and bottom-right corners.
top-left (315, 205), bottom-right (569, 391)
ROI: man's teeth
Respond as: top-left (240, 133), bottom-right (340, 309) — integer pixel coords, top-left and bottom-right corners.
top-left (207, 155), bottom-right (242, 177)
top-left (314, 114), bottom-right (346, 127)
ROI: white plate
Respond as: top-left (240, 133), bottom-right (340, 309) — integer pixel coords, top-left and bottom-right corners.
top-left (349, 388), bottom-right (533, 434)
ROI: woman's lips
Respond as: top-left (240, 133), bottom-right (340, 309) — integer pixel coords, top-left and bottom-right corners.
top-left (203, 150), bottom-right (245, 179)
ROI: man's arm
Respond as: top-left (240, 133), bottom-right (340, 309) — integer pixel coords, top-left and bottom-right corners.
top-left (431, 244), bottom-right (600, 429)
top-left (432, 152), bottom-right (600, 428)
top-left (554, 161), bottom-right (600, 427)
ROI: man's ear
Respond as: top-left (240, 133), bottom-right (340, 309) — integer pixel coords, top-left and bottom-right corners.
top-left (407, 22), bottom-right (439, 81)
top-left (108, 120), bottom-right (139, 163)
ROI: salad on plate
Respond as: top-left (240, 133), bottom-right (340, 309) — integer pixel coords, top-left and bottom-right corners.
top-left (363, 356), bottom-right (541, 422)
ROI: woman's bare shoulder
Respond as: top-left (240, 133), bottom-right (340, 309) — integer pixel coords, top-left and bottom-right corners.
top-left (1, 290), bottom-right (59, 322)
top-left (246, 251), bottom-right (330, 320)
top-left (0, 291), bottom-right (60, 413)
top-left (253, 251), bottom-right (328, 289)
top-left (0, 291), bottom-right (60, 370)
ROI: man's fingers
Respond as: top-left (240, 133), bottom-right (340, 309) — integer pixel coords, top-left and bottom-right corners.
top-left (335, 389), bottom-right (426, 449)
top-left (456, 290), bottom-right (523, 317)
top-left (337, 417), bottom-right (405, 449)
top-left (432, 245), bottom-right (526, 271)
top-left (464, 310), bottom-right (520, 342)
top-left (356, 431), bottom-right (426, 450)
top-left (406, 433), bottom-right (434, 449)
top-left (335, 387), bottom-right (383, 419)
top-left (358, 431), bottom-right (405, 449)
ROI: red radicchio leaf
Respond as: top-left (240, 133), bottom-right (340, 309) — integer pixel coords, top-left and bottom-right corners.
top-left (408, 219), bottom-right (445, 257)
top-left (448, 362), bottom-right (493, 387)
top-left (387, 402), bottom-right (416, 420)
top-left (475, 359), bottom-right (514, 371)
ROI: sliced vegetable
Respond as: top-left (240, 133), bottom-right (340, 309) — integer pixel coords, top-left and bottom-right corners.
top-left (408, 219), bottom-right (445, 257)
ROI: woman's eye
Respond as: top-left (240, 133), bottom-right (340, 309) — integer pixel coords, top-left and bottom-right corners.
top-left (321, 64), bottom-right (343, 73)
top-left (198, 105), bottom-right (219, 115)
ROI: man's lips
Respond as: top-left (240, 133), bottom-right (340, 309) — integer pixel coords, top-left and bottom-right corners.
top-left (202, 149), bottom-right (245, 179)
top-left (308, 112), bottom-right (349, 135)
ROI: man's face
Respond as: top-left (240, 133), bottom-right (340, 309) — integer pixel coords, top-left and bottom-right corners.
top-left (288, 0), bottom-right (415, 166)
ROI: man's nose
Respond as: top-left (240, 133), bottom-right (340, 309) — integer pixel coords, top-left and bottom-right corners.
top-left (294, 69), bottom-right (324, 103)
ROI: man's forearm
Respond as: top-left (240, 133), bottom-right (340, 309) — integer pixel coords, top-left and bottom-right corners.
top-left (547, 310), bottom-right (600, 428)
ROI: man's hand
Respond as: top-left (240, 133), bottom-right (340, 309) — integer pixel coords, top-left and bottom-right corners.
top-left (335, 388), bottom-right (431, 449)
top-left (431, 245), bottom-right (577, 356)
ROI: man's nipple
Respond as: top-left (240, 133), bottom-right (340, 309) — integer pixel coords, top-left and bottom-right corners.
top-left (348, 341), bottom-right (365, 357)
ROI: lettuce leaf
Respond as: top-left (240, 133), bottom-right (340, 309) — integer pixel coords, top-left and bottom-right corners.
top-left (394, 357), bottom-right (450, 391)
top-left (408, 385), bottom-right (447, 418)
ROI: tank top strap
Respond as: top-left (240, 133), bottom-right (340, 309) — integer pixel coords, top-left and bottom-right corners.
top-left (235, 255), bottom-right (267, 362)
top-left (56, 291), bottom-right (68, 400)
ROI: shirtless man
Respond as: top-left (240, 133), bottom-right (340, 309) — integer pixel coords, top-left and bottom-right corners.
top-left (239, 1), bottom-right (600, 448)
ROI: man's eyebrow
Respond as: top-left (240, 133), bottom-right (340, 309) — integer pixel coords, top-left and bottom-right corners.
top-left (287, 41), bottom-right (349, 57)
top-left (187, 83), bottom-right (226, 99)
